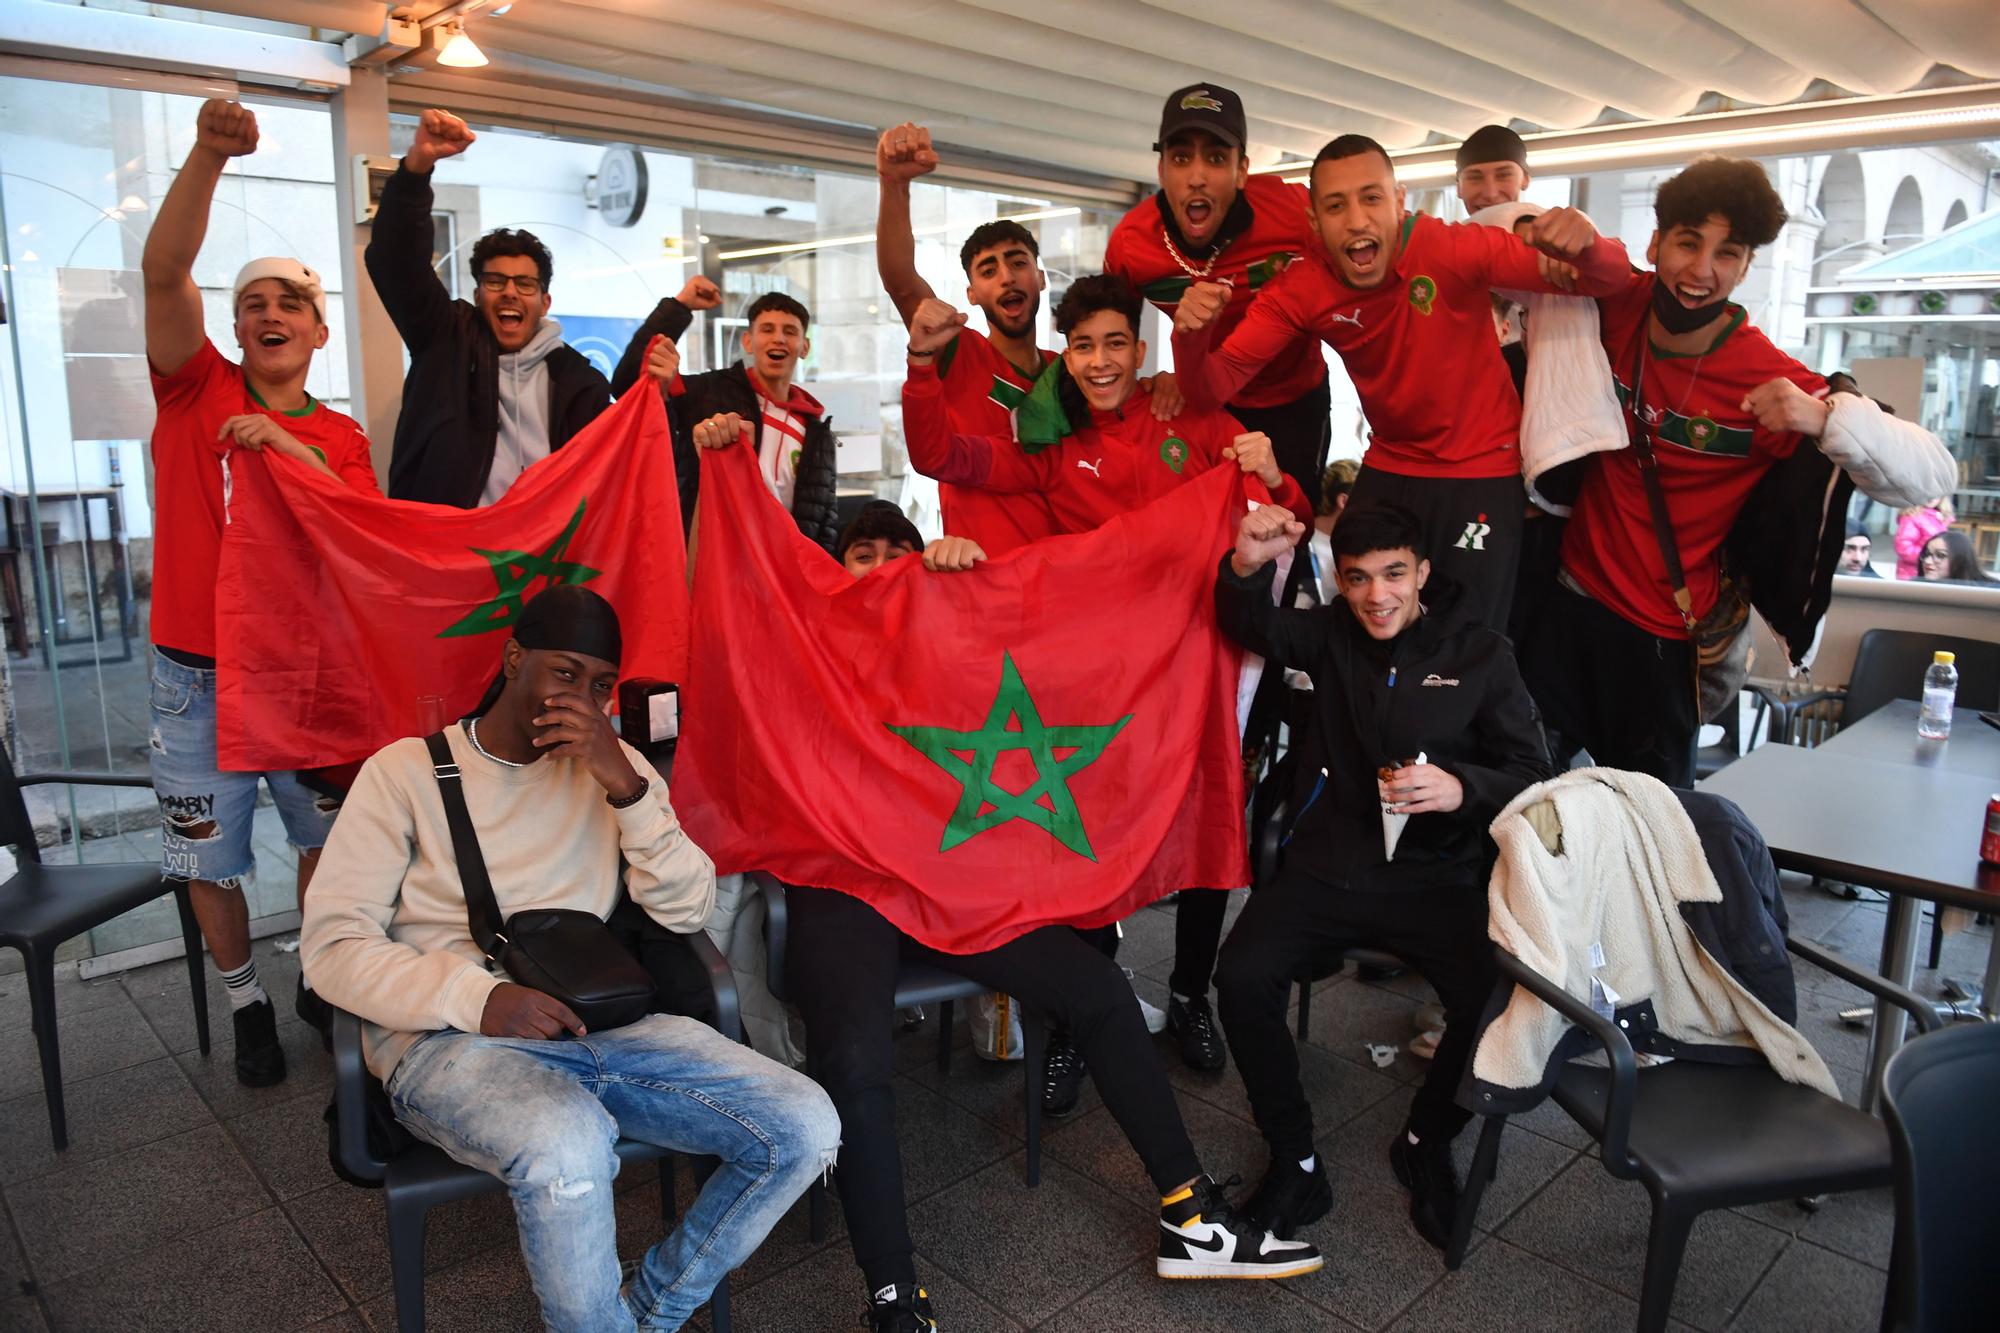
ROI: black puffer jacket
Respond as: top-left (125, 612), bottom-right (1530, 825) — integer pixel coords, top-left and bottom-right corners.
top-left (611, 297), bottom-right (840, 551)
top-left (366, 165), bottom-right (611, 508)
top-left (1216, 561), bottom-right (1554, 892)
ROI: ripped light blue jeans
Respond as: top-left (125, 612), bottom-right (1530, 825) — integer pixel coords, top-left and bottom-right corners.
top-left (387, 1014), bottom-right (839, 1331)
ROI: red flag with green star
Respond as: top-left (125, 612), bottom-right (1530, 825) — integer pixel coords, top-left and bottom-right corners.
top-left (212, 382), bottom-right (686, 771)
top-left (674, 442), bottom-right (1251, 955)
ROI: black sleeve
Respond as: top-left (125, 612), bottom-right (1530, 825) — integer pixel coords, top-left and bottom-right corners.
top-left (1435, 638), bottom-right (1555, 825)
top-left (610, 297), bottom-right (696, 397)
top-left (666, 370), bottom-right (723, 539)
top-left (1214, 554), bottom-right (1329, 673)
top-left (363, 164), bottom-right (455, 355)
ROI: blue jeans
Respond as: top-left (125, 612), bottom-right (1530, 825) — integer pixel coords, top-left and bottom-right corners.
top-left (388, 1014), bottom-right (839, 1331)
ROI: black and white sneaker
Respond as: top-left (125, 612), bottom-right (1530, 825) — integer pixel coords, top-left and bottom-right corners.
top-left (1041, 1033), bottom-right (1085, 1117)
top-left (1239, 1156), bottom-right (1333, 1239)
top-left (1157, 1175), bottom-right (1322, 1279)
top-left (1167, 994), bottom-right (1227, 1073)
top-left (862, 1282), bottom-right (938, 1332)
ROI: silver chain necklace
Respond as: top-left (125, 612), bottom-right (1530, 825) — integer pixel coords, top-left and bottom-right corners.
top-left (1163, 226), bottom-right (1233, 280)
top-left (466, 716), bottom-right (526, 768)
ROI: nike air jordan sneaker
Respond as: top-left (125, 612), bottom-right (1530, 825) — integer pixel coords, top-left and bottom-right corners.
top-left (1156, 1175), bottom-right (1323, 1279)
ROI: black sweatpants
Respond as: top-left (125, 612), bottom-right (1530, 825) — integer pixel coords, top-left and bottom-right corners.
top-left (1519, 583), bottom-right (1697, 787)
top-left (1348, 466), bottom-right (1525, 632)
top-left (1214, 868), bottom-right (1495, 1159)
top-left (786, 886), bottom-right (1203, 1295)
top-left (1232, 378), bottom-right (1333, 515)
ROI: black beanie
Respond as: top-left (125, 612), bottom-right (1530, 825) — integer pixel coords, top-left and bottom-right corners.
top-left (468, 585), bottom-right (622, 718)
top-left (1456, 124), bottom-right (1528, 174)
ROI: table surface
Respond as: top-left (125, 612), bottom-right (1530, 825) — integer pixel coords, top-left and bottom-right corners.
top-left (1822, 698), bottom-right (2000, 775)
top-left (1699, 740), bottom-right (2000, 911)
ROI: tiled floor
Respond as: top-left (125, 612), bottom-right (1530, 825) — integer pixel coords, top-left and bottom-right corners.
top-left (0, 875), bottom-right (1983, 1332)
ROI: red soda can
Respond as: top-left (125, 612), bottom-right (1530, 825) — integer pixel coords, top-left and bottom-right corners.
top-left (1984, 795), bottom-right (2000, 865)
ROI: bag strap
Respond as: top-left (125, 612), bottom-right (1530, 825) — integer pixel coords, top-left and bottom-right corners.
top-left (423, 730), bottom-right (507, 963)
top-left (1622, 331), bottom-right (1697, 636)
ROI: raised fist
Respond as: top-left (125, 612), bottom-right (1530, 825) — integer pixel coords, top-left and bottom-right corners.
top-left (677, 274), bottom-right (722, 310)
top-left (195, 100), bottom-right (260, 158)
top-left (907, 298), bottom-right (968, 357)
top-left (406, 108), bottom-right (476, 173)
top-left (1174, 280), bottom-right (1232, 336)
top-left (1526, 206), bottom-right (1597, 261)
top-left (1231, 505), bottom-right (1305, 577)
top-left (878, 122), bottom-right (939, 183)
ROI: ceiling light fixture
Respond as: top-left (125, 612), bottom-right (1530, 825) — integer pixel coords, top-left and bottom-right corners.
top-left (435, 21), bottom-right (488, 68)
top-left (719, 206), bottom-right (1080, 262)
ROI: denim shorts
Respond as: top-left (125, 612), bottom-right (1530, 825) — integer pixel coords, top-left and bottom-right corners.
top-left (147, 648), bottom-right (339, 886)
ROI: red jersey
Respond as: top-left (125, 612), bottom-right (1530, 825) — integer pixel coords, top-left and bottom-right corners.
top-left (902, 360), bottom-right (1307, 534)
top-left (1105, 175), bottom-right (1322, 409)
top-left (932, 329), bottom-right (1059, 554)
top-left (150, 340), bottom-right (378, 658)
top-left (1562, 272), bottom-right (1827, 638)
top-left (1175, 213), bottom-right (1632, 480)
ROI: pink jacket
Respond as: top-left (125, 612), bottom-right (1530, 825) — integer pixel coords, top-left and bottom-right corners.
top-left (1895, 506), bottom-right (1951, 579)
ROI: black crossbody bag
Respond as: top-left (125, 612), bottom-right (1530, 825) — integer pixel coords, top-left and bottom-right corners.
top-left (423, 731), bottom-right (654, 1032)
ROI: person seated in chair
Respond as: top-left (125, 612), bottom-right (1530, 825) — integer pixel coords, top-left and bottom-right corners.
top-left (301, 586), bottom-right (839, 1331)
top-left (1212, 502), bottom-right (1553, 1251)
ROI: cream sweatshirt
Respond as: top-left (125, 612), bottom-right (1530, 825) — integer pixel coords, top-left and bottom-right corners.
top-left (301, 723), bottom-right (716, 1080)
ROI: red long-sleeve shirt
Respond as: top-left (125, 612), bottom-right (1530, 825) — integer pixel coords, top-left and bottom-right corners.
top-left (1175, 213), bottom-right (1632, 479)
top-left (901, 361), bottom-right (1308, 534)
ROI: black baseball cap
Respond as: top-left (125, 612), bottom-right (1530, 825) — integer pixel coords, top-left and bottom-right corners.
top-left (1155, 84), bottom-right (1246, 153)
top-left (1455, 124), bottom-right (1528, 174)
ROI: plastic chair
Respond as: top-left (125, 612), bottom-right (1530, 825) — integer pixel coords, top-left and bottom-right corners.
top-left (329, 930), bottom-right (742, 1333)
top-left (1763, 628), bottom-right (2000, 748)
top-left (1879, 1021), bottom-right (2000, 1333)
top-left (748, 871), bottom-right (1047, 1241)
top-left (0, 749), bottom-right (208, 1150)
top-left (1448, 936), bottom-right (1940, 1333)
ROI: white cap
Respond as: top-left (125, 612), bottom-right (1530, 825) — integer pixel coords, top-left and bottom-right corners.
top-left (232, 257), bottom-right (326, 324)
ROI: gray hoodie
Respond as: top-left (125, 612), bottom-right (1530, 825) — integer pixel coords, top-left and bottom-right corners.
top-left (482, 316), bottom-right (566, 506)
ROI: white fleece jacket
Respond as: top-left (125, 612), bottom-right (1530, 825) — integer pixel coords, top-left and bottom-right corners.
top-left (1473, 768), bottom-right (1837, 1099)
top-left (1471, 201), bottom-right (1627, 515)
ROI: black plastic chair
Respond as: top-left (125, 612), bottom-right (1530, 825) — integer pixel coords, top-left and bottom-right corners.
top-left (749, 871), bottom-right (1047, 1241)
top-left (329, 930), bottom-right (741, 1333)
top-left (0, 749), bottom-right (208, 1150)
top-left (1765, 628), bottom-right (2000, 748)
top-left (1879, 1021), bottom-right (2000, 1332)
top-left (1449, 936), bottom-right (1940, 1333)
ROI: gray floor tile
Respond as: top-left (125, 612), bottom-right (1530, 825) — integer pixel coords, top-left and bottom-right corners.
top-left (0, 1295), bottom-right (48, 1332)
top-left (1056, 1254), bottom-right (1350, 1332)
top-left (906, 1153), bottom-right (1149, 1327)
top-left (1171, 1033), bottom-right (1405, 1133)
top-left (1733, 1186), bottom-right (1894, 1271)
top-left (38, 1207), bottom-right (346, 1332)
top-left (0, 1202), bottom-right (29, 1299)
top-left (174, 1017), bottom-right (333, 1120)
top-left (1728, 1240), bottom-right (1886, 1333)
top-left (229, 1088), bottom-right (344, 1201)
top-left (0, 993), bottom-right (165, 1101)
top-left (3, 1123), bottom-right (270, 1284)
top-left (0, 1056), bottom-right (212, 1186)
top-left (129, 941), bottom-right (299, 1056)
top-left (729, 1239), bottom-right (1020, 1332)
top-left (1321, 1097), bottom-right (1580, 1238)
top-left (1386, 1237), bottom-right (1665, 1333)
top-left (1791, 987), bottom-right (1877, 1077)
top-left (296, 1315), bottom-right (367, 1331)
top-left (1285, 1167), bottom-right (1465, 1331)
top-left (284, 1181), bottom-right (517, 1305)
top-left (1296, 977), bottom-right (1431, 1086)
top-left (889, 1073), bottom-right (1024, 1205)
top-left (1498, 1156), bottom-right (1789, 1331)
top-left (360, 1241), bottom-right (539, 1333)
top-left (906, 1039), bottom-right (1069, 1137)
top-left (0, 971), bottom-right (133, 1033)
top-left (1043, 1085), bottom-right (1265, 1208)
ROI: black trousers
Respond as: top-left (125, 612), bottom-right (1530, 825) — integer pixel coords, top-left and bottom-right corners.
top-left (1232, 378), bottom-right (1333, 514)
top-left (1168, 888), bottom-right (1230, 999)
top-left (1214, 868), bottom-right (1495, 1159)
top-left (786, 886), bottom-right (1203, 1294)
top-left (1349, 467), bottom-right (1526, 632)
top-left (1520, 583), bottom-right (1697, 787)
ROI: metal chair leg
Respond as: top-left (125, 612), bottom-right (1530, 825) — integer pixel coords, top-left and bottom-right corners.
top-left (171, 881), bottom-right (211, 1055)
top-left (25, 945), bottom-right (67, 1151)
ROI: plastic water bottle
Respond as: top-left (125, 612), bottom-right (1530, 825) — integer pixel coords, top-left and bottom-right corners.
top-left (1918, 651), bottom-right (1958, 740)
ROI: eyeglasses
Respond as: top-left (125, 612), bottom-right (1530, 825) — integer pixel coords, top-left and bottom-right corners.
top-left (477, 272), bottom-right (544, 295)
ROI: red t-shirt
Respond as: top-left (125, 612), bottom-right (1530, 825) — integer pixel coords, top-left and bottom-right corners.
top-left (902, 360), bottom-right (1307, 534)
top-left (1175, 213), bottom-right (1632, 480)
top-left (931, 329), bottom-right (1059, 554)
top-left (149, 340), bottom-right (379, 658)
top-left (1105, 175), bottom-right (1323, 409)
top-left (1561, 272), bottom-right (1828, 638)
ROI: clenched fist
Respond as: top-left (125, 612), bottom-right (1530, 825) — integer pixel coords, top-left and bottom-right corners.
top-left (1742, 378), bottom-right (1831, 437)
top-left (922, 536), bottom-right (988, 572)
top-left (677, 274), bottom-right (722, 310)
top-left (907, 298), bottom-right (969, 358)
top-left (1174, 280), bottom-right (1232, 336)
top-left (692, 412), bottom-right (750, 450)
top-left (878, 122), bottom-right (939, 182)
top-left (405, 108), bottom-right (475, 174)
top-left (1221, 430), bottom-right (1283, 489)
top-left (1231, 505), bottom-right (1305, 577)
top-left (643, 335), bottom-right (679, 384)
top-left (195, 100), bottom-right (259, 158)
top-left (1525, 206), bottom-right (1597, 261)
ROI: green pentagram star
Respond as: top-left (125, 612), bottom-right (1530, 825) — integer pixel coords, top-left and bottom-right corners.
top-left (888, 653), bottom-right (1132, 860)
top-left (439, 498), bottom-right (602, 638)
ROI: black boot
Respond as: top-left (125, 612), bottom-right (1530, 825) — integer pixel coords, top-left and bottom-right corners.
top-left (1388, 1126), bottom-right (1460, 1251)
top-left (1238, 1155), bottom-right (1333, 1239)
top-left (1166, 994), bottom-right (1227, 1073)
top-left (1041, 1033), bottom-right (1085, 1117)
top-left (232, 998), bottom-right (288, 1088)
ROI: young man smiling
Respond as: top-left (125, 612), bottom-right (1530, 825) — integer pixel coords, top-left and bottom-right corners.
top-left (874, 122), bottom-right (1060, 554)
top-left (368, 108), bottom-right (613, 508)
top-left (1212, 501), bottom-right (1551, 1251)
top-left (1521, 157), bottom-right (1954, 784)
top-left (1174, 134), bottom-right (1632, 633)
top-left (142, 99), bottom-right (382, 1085)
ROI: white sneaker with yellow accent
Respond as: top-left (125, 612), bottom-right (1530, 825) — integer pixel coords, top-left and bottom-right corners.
top-left (1156, 1176), bottom-right (1323, 1279)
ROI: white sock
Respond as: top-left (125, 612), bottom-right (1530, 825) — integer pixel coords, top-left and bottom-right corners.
top-left (220, 959), bottom-right (269, 1011)
top-left (1170, 992), bottom-right (1192, 1006)
top-left (1297, 1154), bottom-right (1316, 1172)
top-left (1406, 1130), bottom-right (1421, 1146)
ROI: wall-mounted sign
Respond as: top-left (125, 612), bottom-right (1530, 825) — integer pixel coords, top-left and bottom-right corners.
top-left (596, 146), bottom-right (648, 228)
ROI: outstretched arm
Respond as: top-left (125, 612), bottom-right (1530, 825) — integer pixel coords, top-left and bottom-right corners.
top-left (1172, 282), bottom-right (1308, 411)
top-left (1214, 506), bottom-right (1326, 670)
top-left (876, 123), bottom-right (942, 327)
top-left (144, 100), bottom-right (259, 376)
top-left (364, 108), bottom-right (476, 355)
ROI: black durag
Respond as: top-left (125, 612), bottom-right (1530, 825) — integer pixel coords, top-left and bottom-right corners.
top-left (468, 584), bottom-right (623, 717)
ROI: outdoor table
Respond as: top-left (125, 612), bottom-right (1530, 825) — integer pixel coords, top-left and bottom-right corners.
top-left (1698, 720), bottom-right (2000, 1112)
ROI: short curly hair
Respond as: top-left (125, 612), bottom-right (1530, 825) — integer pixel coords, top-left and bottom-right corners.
top-left (1054, 273), bottom-right (1142, 337)
top-left (1654, 157), bottom-right (1788, 249)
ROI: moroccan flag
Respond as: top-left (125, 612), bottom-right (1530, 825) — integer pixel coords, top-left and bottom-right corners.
top-left (213, 383), bottom-right (686, 772)
top-left (673, 443), bottom-right (1251, 955)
